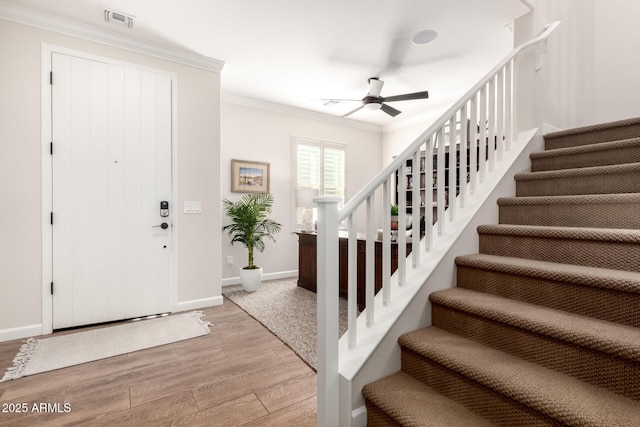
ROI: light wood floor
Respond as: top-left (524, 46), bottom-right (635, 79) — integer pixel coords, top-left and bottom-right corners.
top-left (0, 298), bottom-right (317, 426)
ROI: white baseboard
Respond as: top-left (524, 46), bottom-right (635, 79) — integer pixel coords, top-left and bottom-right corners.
top-left (174, 296), bottom-right (223, 312)
top-left (351, 405), bottom-right (367, 427)
top-left (222, 270), bottom-right (298, 287)
top-left (542, 122), bottom-right (563, 134)
top-left (0, 324), bottom-right (43, 342)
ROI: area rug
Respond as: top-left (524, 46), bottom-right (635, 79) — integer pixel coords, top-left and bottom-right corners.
top-left (1, 311), bottom-right (211, 382)
top-left (222, 279), bottom-right (347, 369)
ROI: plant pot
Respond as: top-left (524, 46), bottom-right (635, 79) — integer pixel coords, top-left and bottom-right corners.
top-left (239, 267), bottom-right (263, 293)
top-left (390, 215), bottom-right (398, 230)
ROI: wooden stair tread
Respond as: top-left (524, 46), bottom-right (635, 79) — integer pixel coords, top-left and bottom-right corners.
top-left (362, 371), bottom-right (494, 427)
top-left (399, 327), bottom-right (640, 426)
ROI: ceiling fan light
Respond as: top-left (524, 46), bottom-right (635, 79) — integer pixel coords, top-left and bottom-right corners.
top-left (412, 30), bottom-right (438, 45)
top-left (364, 102), bottom-right (382, 111)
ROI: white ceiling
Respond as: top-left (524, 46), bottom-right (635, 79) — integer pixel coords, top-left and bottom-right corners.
top-left (3, 0), bottom-right (531, 127)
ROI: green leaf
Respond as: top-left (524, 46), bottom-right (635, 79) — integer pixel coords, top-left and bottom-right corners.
top-left (222, 193), bottom-right (282, 268)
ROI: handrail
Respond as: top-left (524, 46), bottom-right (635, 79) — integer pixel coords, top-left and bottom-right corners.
top-left (338, 20), bottom-right (560, 223)
top-left (317, 21), bottom-right (561, 427)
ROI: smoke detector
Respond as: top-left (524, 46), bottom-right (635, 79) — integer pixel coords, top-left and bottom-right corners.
top-left (102, 7), bottom-right (135, 29)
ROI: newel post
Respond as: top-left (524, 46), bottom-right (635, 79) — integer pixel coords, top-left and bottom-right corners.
top-left (315, 195), bottom-right (341, 427)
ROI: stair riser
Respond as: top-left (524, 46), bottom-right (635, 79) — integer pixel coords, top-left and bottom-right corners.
top-left (364, 403), bottom-right (401, 427)
top-left (431, 304), bottom-right (640, 400)
top-left (478, 233), bottom-right (640, 271)
top-left (532, 145), bottom-right (640, 172)
top-left (515, 170), bottom-right (640, 197)
top-left (545, 123), bottom-right (640, 150)
top-left (401, 349), bottom-right (556, 426)
top-left (498, 201), bottom-right (640, 229)
top-left (456, 265), bottom-right (640, 327)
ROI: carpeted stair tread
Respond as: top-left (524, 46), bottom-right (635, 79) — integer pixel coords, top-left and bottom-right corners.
top-left (478, 223), bottom-right (640, 243)
top-left (515, 162), bottom-right (640, 182)
top-left (514, 162), bottom-right (640, 197)
top-left (497, 193), bottom-right (640, 228)
top-left (429, 288), bottom-right (640, 361)
top-left (362, 371), bottom-right (494, 427)
top-left (478, 224), bottom-right (640, 271)
top-left (497, 192), bottom-right (640, 207)
top-left (544, 116), bottom-right (640, 150)
top-left (399, 327), bottom-right (640, 426)
top-left (532, 136), bottom-right (640, 171)
top-left (455, 253), bottom-right (640, 295)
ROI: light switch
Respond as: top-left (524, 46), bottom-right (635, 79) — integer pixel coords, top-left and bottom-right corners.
top-left (184, 201), bottom-right (202, 214)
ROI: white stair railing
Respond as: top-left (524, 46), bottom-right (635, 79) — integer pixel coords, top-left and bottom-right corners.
top-left (315, 21), bottom-right (560, 427)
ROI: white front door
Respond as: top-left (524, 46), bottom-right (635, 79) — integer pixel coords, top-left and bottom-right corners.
top-left (51, 52), bottom-right (173, 329)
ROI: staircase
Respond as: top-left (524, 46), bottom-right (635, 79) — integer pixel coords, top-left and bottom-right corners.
top-left (362, 117), bottom-right (640, 426)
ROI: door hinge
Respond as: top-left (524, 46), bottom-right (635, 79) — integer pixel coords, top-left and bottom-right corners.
top-left (50, 212), bottom-right (53, 225)
top-left (50, 71), bottom-right (53, 85)
top-left (50, 142), bottom-right (53, 155)
top-left (51, 282), bottom-right (54, 295)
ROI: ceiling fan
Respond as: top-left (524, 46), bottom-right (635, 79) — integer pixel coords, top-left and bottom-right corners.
top-left (327, 77), bottom-right (429, 118)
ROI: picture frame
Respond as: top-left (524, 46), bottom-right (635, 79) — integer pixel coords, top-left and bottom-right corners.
top-left (231, 159), bottom-right (270, 193)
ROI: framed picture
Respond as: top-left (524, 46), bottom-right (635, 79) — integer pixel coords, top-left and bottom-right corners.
top-left (231, 159), bottom-right (270, 193)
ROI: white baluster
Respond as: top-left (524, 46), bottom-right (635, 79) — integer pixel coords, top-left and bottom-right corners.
top-left (398, 164), bottom-right (406, 286)
top-left (448, 116), bottom-right (456, 220)
top-left (437, 126), bottom-right (446, 236)
top-left (382, 179), bottom-right (391, 307)
top-left (469, 95), bottom-right (478, 195)
top-left (497, 67), bottom-right (505, 161)
top-left (412, 149), bottom-right (420, 268)
top-left (347, 213), bottom-right (357, 350)
top-left (488, 76), bottom-right (496, 172)
top-left (366, 194), bottom-right (375, 325)
top-left (479, 85), bottom-right (487, 183)
top-left (505, 59), bottom-right (513, 150)
top-left (459, 104), bottom-right (468, 208)
top-left (425, 136), bottom-right (433, 252)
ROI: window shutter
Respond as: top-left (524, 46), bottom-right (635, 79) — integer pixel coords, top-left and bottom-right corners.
top-left (292, 138), bottom-right (347, 230)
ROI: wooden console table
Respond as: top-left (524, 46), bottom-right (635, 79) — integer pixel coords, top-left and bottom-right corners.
top-left (296, 231), bottom-right (411, 310)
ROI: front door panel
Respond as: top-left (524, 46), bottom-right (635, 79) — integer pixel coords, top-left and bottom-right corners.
top-left (51, 53), bottom-right (172, 329)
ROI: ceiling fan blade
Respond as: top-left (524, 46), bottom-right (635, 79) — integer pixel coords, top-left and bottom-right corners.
top-left (383, 91), bottom-right (429, 103)
top-left (321, 98), bottom-right (361, 102)
top-left (368, 78), bottom-right (384, 97)
top-left (380, 103), bottom-right (401, 117)
top-left (342, 104), bottom-right (365, 118)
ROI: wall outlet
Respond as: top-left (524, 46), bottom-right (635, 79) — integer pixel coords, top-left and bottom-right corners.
top-left (226, 256), bottom-right (233, 266)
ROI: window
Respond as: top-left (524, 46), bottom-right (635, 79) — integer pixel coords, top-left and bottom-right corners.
top-left (292, 136), bottom-right (347, 230)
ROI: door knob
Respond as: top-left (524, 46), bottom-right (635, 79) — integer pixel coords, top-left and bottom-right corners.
top-left (152, 222), bottom-right (169, 229)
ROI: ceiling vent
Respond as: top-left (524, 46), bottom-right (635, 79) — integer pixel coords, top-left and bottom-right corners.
top-left (102, 7), bottom-right (135, 29)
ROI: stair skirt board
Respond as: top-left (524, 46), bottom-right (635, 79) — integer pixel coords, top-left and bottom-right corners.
top-left (362, 117), bottom-right (640, 425)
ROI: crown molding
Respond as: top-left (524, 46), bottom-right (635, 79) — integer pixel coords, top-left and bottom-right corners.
top-left (0, 1), bottom-right (224, 72)
top-left (222, 93), bottom-right (383, 133)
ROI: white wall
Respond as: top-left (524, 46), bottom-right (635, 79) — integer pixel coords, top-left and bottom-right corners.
top-left (0, 19), bottom-right (221, 339)
top-left (220, 98), bottom-right (383, 282)
top-left (515, 0), bottom-right (640, 132)
top-left (593, 0), bottom-right (640, 123)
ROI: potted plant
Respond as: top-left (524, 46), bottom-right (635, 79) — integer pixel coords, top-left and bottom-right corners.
top-left (223, 193), bottom-right (282, 292)
top-left (390, 204), bottom-right (399, 230)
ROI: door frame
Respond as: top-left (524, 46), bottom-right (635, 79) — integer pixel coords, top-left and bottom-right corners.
top-left (41, 44), bottom-right (179, 335)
